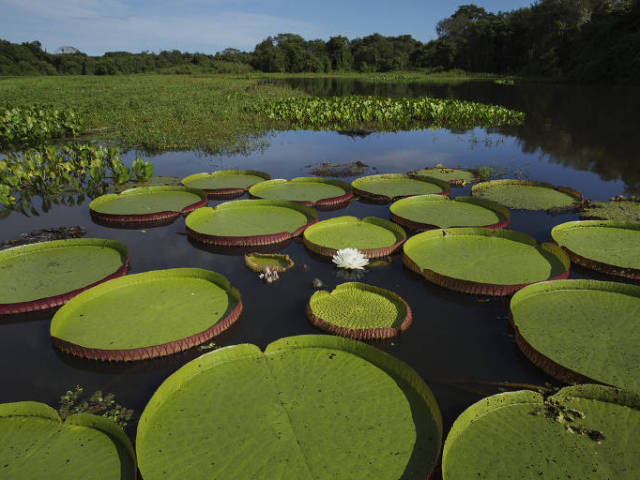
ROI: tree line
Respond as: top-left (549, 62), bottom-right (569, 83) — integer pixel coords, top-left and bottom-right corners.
top-left (1, 0), bottom-right (638, 83)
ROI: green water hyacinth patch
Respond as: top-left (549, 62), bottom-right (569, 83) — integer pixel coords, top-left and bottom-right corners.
top-left (136, 335), bottom-right (442, 480)
top-left (0, 401), bottom-right (136, 479)
top-left (252, 96), bottom-right (525, 131)
top-left (0, 105), bottom-right (81, 145)
top-left (471, 179), bottom-right (583, 211)
top-left (443, 385), bottom-right (640, 480)
top-left (182, 169), bottom-right (270, 199)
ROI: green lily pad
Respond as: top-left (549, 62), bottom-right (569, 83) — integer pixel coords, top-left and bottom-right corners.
top-left (110, 176), bottom-right (182, 193)
top-left (410, 167), bottom-right (479, 185)
top-left (351, 174), bottom-right (450, 202)
top-left (182, 170), bottom-right (270, 198)
top-left (249, 177), bottom-right (352, 207)
top-left (443, 385), bottom-right (640, 480)
top-left (0, 401), bottom-right (136, 479)
top-left (244, 253), bottom-right (294, 273)
top-left (551, 221), bottom-right (640, 279)
top-left (471, 179), bottom-right (583, 210)
top-left (136, 335), bottom-right (442, 480)
top-left (303, 216), bottom-right (406, 258)
top-left (402, 228), bottom-right (570, 295)
top-left (50, 268), bottom-right (241, 361)
top-left (390, 195), bottom-right (509, 230)
top-left (0, 238), bottom-right (128, 314)
top-left (580, 200), bottom-right (640, 222)
top-left (185, 199), bottom-right (317, 247)
top-left (511, 279), bottom-right (640, 390)
top-left (307, 282), bottom-right (412, 340)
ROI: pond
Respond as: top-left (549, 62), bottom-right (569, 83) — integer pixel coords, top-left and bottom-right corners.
top-left (1, 78), bottom-right (639, 478)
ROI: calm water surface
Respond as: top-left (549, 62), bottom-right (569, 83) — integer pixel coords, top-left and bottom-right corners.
top-left (1, 79), bottom-right (638, 478)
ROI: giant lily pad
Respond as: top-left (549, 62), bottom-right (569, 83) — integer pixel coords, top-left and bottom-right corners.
top-left (410, 167), bottom-right (479, 186)
top-left (307, 282), bottom-right (412, 340)
top-left (90, 186), bottom-right (207, 226)
top-left (0, 401), bottom-right (136, 479)
top-left (471, 179), bottom-right (583, 211)
top-left (244, 253), bottom-right (294, 273)
top-left (50, 268), bottom-right (242, 361)
top-left (0, 239), bottom-right (129, 315)
top-left (351, 174), bottom-right (450, 203)
top-left (136, 335), bottom-right (442, 480)
top-left (510, 279), bottom-right (640, 390)
top-left (390, 195), bottom-right (510, 231)
top-left (303, 216), bottom-right (406, 259)
top-left (185, 199), bottom-right (317, 247)
top-left (182, 170), bottom-right (270, 199)
top-left (403, 228), bottom-right (570, 296)
top-left (249, 177), bottom-right (353, 209)
top-left (551, 220), bottom-right (640, 280)
top-left (443, 385), bottom-right (640, 480)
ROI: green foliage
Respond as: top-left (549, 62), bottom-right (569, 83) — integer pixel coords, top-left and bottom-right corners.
top-left (0, 105), bottom-right (80, 145)
top-left (58, 385), bottom-right (134, 429)
top-left (253, 95), bottom-right (525, 130)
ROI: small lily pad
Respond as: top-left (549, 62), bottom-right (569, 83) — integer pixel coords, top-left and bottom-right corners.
top-left (511, 279), bottom-right (640, 390)
top-left (307, 282), bottom-right (412, 340)
top-left (0, 238), bottom-right (129, 314)
top-left (303, 216), bottom-right (406, 259)
top-left (443, 385), bottom-right (640, 480)
top-left (410, 167), bottom-right (479, 186)
top-left (0, 401), bottom-right (136, 479)
top-left (249, 177), bottom-right (353, 209)
top-left (403, 228), bottom-right (570, 296)
top-left (181, 170), bottom-right (270, 199)
top-left (110, 176), bottom-right (182, 193)
top-left (136, 335), bottom-right (442, 480)
top-left (185, 199), bottom-right (317, 247)
top-left (471, 179), bottom-right (583, 211)
top-left (390, 195), bottom-right (510, 230)
top-left (50, 268), bottom-right (242, 361)
top-left (244, 253), bottom-right (294, 273)
top-left (352, 174), bottom-right (450, 203)
top-left (551, 220), bottom-right (640, 280)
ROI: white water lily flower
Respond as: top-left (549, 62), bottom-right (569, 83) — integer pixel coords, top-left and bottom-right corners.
top-left (332, 248), bottom-right (369, 270)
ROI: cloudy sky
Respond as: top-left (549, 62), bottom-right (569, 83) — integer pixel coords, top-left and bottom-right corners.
top-left (0, 0), bottom-right (533, 55)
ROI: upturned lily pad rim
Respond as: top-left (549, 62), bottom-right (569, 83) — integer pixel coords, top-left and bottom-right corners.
top-left (0, 238), bottom-right (129, 315)
top-left (402, 227), bottom-right (571, 296)
top-left (471, 179), bottom-right (584, 211)
top-left (510, 279), bottom-right (640, 386)
top-left (306, 282), bottom-right (413, 340)
top-left (390, 195), bottom-right (510, 231)
top-left (303, 216), bottom-right (407, 259)
top-left (249, 177), bottom-right (353, 209)
top-left (50, 268), bottom-right (242, 362)
top-left (89, 186), bottom-right (208, 225)
top-left (551, 220), bottom-right (640, 280)
top-left (181, 170), bottom-right (271, 199)
top-left (408, 167), bottom-right (482, 186)
top-left (0, 400), bottom-right (136, 478)
top-left (185, 199), bottom-right (318, 247)
top-left (352, 173), bottom-right (451, 203)
top-left (244, 252), bottom-right (295, 273)
top-left (137, 334), bottom-right (443, 480)
top-left (443, 384), bottom-right (640, 480)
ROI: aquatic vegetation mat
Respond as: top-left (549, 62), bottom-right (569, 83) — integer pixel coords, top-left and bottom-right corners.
top-left (185, 199), bottom-right (317, 247)
top-left (0, 401), bottom-right (136, 479)
top-left (0, 105), bottom-right (80, 145)
top-left (580, 200), bottom-right (640, 222)
top-left (89, 186), bottom-right (206, 225)
top-left (0, 226), bottom-right (86, 249)
top-left (136, 335), bottom-right (442, 480)
top-left (304, 216), bottom-right (406, 258)
top-left (471, 179), bottom-right (583, 211)
top-left (249, 177), bottom-right (352, 208)
top-left (308, 161), bottom-right (369, 177)
top-left (307, 282), bottom-right (412, 340)
top-left (402, 228), bottom-right (569, 296)
top-left (182, 170), bottom-right (270, 199)
top-left (50, 268), bottom-right (242, 361)
top-left (390, 195), bottom-right (509, 230)
top-left (442, 385), bottom-right (640, 480)
top-left (352, 174), bottom-right (450, 202)
top-left (551, 221), bottom-right (640, 280)
top-left (510, 279), bottom-right (640, 390)
top-left (410, 167), bottom-right (479, 186)
top-left (0, 238), bottom-right (129, 314)
top-left (244, 253), bottom-right (294, 273)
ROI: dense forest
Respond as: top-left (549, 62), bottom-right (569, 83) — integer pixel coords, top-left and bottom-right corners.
top-left (1, 0), bottom-right (638, 83)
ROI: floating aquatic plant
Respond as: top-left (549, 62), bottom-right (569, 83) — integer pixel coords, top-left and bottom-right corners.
top-left (0, 104), bottom-right (81, 145)
top-left (332, 248), bottom-right (369, 270)
top-left (58, 385), bottom-right (134, 429)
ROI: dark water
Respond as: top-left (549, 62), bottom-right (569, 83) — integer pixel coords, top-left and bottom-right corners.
top-left (1, 78), bottom-right (638, 478)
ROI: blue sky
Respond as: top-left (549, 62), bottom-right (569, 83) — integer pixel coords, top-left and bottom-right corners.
top-left (0, 0), bottom-right (534, 55)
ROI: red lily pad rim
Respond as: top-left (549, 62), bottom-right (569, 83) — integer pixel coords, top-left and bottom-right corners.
top-left (50, 268), bottom-right (242, 362)
top-left (181, 170), bottom-right (271, 199)
top-left (249, 177), bottom-right (353, 209)
top-left (471, 179), bottom-right (584, 212)
top-left (351, 173), bottom-right (451, 203)
top-left (0, 238), bottom-right (130, 315)
top-left (303, 216), bottom-right (407, 259)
